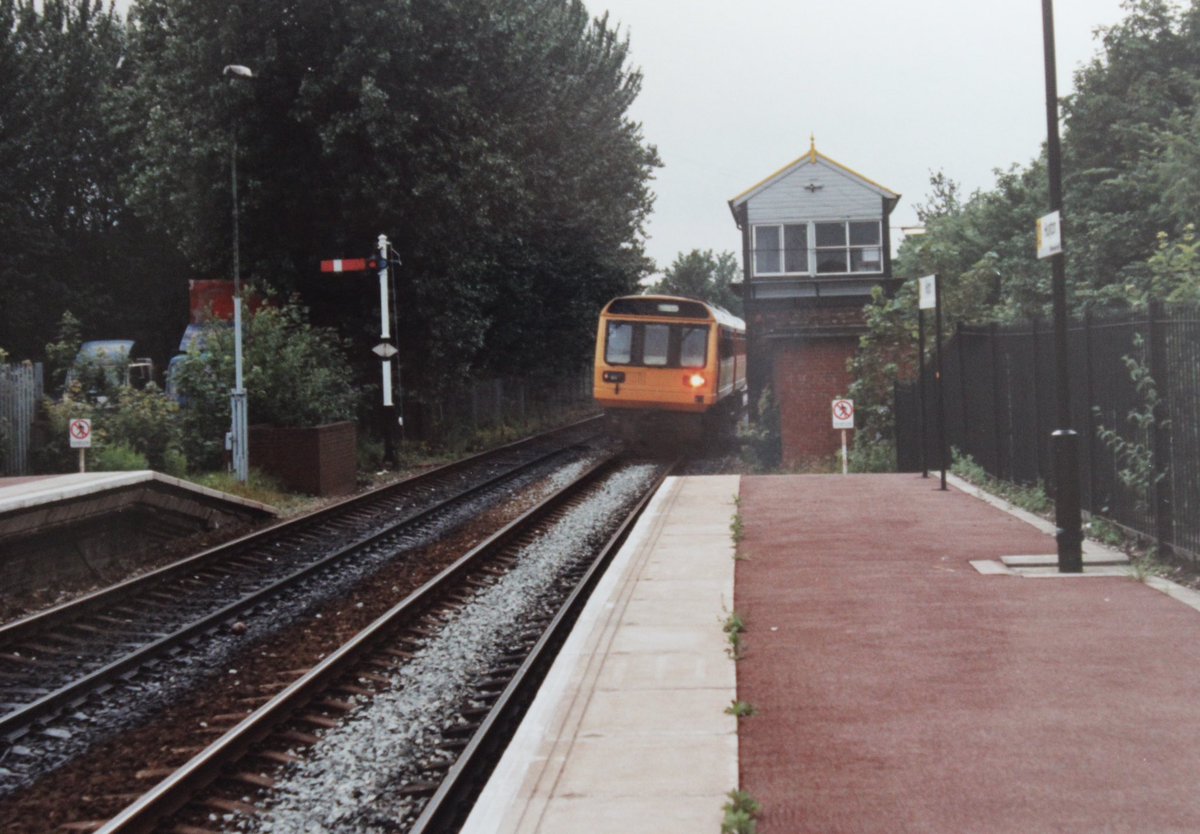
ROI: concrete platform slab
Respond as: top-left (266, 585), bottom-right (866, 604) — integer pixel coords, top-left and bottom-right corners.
top-left (461, 475), bottom-right (739, 834)
top-left (0, 471), bottom-right (276, 594)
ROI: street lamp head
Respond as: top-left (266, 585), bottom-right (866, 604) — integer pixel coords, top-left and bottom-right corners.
top-left (222, 64), bottom-right (254, 79)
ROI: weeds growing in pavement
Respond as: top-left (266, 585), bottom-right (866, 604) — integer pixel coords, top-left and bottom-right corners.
top-left (950, 448), bottom-right (1052, 515)
top-left (730, 511), bottom-right (745, 546)
top-left (724, 700), bottom-right (758, 719)
top-left (723, 611), bottom-right (746, 660)
top-left (1130, 545), bottom-right (1167, 583)
top-left (722, 789), bottom-right (762, 834)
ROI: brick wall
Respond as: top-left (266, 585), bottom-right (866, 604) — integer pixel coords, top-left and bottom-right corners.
top-left (746, 300), bottom-right (866, 469)
top-left (249, 421), bottom-right (357, 496)
top-left (771, 337), bottom-right (858, 467)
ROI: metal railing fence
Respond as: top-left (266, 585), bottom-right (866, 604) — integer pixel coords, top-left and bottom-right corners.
top-left (895, 302), bottom-right (1200, 559)
top-left (0, 363), bottom-right (44, 476)
top-left (401, 367), bottom-right (594, 445)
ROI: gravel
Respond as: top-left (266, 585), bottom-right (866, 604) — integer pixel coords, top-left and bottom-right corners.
top-left (250, 463), bottom-right (659, 834)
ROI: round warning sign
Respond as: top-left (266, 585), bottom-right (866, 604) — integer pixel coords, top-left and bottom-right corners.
top-left (69, 418), bottom-right (92, 448)
top-left (832, 399), bottom-right (855, 430)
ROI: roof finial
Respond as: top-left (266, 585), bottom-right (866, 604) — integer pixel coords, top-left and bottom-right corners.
top-left (809, 133), bottom-right (817, 162)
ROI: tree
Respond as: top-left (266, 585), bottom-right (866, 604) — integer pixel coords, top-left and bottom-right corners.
top-left (115, 0), bottom-right (659, 390)
top-left (0, 0), bottom-right (169, 360)
top-left (647, 250), bottom-right (743, 318)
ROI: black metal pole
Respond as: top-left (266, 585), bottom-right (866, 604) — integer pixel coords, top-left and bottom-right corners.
top-left (1042, 0), bottom-right (1082, 572)
top-left (935, 274), bottom-right (947, 491)
top-left (918, 307), bottom-right (928, 478)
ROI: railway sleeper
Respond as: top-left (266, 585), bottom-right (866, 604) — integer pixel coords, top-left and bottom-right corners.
top-left (203, 796), bottom-right (261, 815)
top-left (229, 771), bottom-right (276, 789)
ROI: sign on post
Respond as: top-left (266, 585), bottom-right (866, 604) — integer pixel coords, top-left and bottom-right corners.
top-left (1036, 211), bottom-right (1063, 259)
top-left (832, 399), bottom-right (854, 430)
top-left (918, 274), bottom-right (937, 310)
top-left (69, 418), bottom-right (92, 448)
top-left (69, 417), bottom-right (91, 473)
top-left (832, 399), bottom-right (854, 476)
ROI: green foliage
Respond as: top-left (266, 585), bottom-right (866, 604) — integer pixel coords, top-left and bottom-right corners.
top-left (44, 311), bottom-right (84, 397)
top-left (722, 610), bottom-right (746, 660)
top-left (172, 300), bottom-right (358, 468)
top-left (111, 0), bottom-right (658, 390)
top-left (647, 249), bottom-right (743, 317)
top-left (729, 512), bottom-right (744, 545)
top-left (721, 790), bottom-right (762, 834)
top-left (1092, 334), bottom-right (1167, 514)
top-left (738, 387), bottom-right (781, 472)
top-left (950, 448), bottom-right (1052, 516)
top-left (724, 700), bottom-right (758, 719)
top-left (91, 443), bottom-right (149, 472)
top-left (849, 437), bottom-right (896, 473)
top-left (39, 382), bottom-right (184, 473)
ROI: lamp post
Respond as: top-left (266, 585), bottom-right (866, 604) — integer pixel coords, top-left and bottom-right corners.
top-left (223, 64), bottom-right (253, 483)
top-left (1039, 1), bottom-right (1083, 572)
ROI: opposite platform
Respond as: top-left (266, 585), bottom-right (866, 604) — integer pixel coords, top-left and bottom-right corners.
top-left (461, 475), bottom-right (739, 834)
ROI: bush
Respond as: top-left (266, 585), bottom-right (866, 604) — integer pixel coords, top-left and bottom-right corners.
top-left (38, 383), bottom-right (185, 474)
top-left (173, 299), bottom-right (360, 469)
top-left (91, 443), bottom-right (149, 471)
top-left (849, 436), bottom-right (896, 473)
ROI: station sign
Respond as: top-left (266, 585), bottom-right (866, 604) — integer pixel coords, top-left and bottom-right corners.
top-left (1036, 211), bottom-right (1063, 259)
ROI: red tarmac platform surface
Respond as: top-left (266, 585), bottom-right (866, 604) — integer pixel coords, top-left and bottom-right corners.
top-left (737, 473), bottom-right (1200, 834)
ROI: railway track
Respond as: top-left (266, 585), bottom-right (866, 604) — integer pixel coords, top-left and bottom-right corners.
top-left (88, 455), bottom-right (671, 833)
top-left (0, 419), bottom-right (602, 793)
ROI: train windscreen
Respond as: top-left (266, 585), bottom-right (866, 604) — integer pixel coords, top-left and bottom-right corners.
top-left (605, 322), bottom-right (708, 368)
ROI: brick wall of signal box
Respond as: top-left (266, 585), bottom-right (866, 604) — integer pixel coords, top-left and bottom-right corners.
top-left (771, 336), bottom-right (858, 468)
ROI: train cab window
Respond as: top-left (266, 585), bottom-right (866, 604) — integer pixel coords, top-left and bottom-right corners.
top-left (681, 327), bottom-right (707, 368)
top-left (605, 323), bottom-right (633, 364)
top-left (643, 324), bottom-right (670, 366)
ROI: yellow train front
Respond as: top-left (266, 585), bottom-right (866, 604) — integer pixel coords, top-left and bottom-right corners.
top-left (593, 295), bottom-right (747, 449)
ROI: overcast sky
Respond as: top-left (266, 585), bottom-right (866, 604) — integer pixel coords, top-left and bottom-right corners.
top-left (594, 0), bottom-right (1131, 273)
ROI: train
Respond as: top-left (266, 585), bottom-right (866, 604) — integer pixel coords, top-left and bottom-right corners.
top-left (593, 294), bottom-right (748, 447)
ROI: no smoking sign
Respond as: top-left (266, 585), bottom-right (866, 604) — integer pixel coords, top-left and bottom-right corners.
top-left (832, 399), bottom-right (855, 430)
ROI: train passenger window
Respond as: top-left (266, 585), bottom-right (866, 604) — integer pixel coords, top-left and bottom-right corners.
top-left (606, 323), bottom-right (633, 364)
top-left (681, 327), bottom-right (707, 367)
top-left (643, 324), bottom-right (670, 366)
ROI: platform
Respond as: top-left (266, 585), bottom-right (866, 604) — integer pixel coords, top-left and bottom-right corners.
top-left (0, 471), bottom-right (276, 594)
top-left (461, 475), bottom-right (740, 834)
top-left (464, 470), bottom-right (1200, 834)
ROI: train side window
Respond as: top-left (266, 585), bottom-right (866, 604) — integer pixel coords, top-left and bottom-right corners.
top-left (606, 322), bottom-right (633, 364)
top-left (643, 324), bottom-right (670, 366)
top-left (680, 327), bottom-right (707, 368)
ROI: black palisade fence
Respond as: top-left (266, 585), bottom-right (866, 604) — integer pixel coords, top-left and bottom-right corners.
top-left (895, 302), bottom-right (1200, 560)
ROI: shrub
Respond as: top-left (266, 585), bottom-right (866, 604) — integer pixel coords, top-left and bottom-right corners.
top-left (172, 299), bottom-right (360, 469)
top-left (91, 443), bottom-right (149, 471)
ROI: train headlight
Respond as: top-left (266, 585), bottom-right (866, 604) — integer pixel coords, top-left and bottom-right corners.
top-left (686, 373), bottom-right (706, 388)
